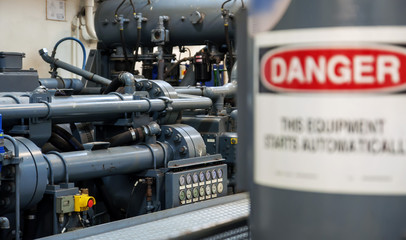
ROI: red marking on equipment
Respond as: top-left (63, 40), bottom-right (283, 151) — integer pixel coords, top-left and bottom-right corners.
top-left (260, 45), bottom-right (406, 92)
top-left (87, 199), bottom-right (94, 208)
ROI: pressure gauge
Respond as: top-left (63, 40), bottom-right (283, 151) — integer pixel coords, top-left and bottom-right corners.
top-left (186, 189), bottom-right (192, 200)
top-left (211, 169), bottom-right (217, 179)
top-left (193, 187), bottom-right (199, 198)
top-left (199, 186), bottom-right (205, 197)
top-left (212, 184), bottom-right (217, 194)
top-left (193, 173), bottom-right (199, 183)
top-left (179, 175), bottom-right (186, 186)
top-left (217, 182), bottom-right (224, 193)
top-left (186, 174), bottom-right (192, 185)
top-left (199, 171), bottom-right (205, 182)
top-left (206, 170), bottom-right (211, 181)
top-left (179, 190), bottom-right (186, 201)
top-left (205, 185), bottom-right (211, 195)
top-left (217, 169), bottom-right (223, 178)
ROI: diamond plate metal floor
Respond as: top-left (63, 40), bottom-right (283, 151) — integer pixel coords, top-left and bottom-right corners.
top-left (40, 193), bottom-right (250, 240)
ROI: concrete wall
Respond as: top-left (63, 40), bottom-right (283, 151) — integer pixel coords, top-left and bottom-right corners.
top-left (0, 0), bottom-right (97, 78)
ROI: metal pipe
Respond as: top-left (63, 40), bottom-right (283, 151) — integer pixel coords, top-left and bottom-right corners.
top-left (118, 72), bottom-right (136, 94)
top-left (230, 110), bottom-right (238, 120)
top-left (174, 87), bottom-right (204, 96)
top-left (44, 143), bottom-right (171, 183)
top-left (39, 78), bottom-right (84, 93)
top-left (0, 97), bottom-right (211, 120)
top-left (0, 100), bottom-right (161, 119)
top-left (174, 81), bottom-right (237, 99)
top-left (171, 96), bottom-right (212, 110)
top-left (39, 48), bottom-right (112, 86)
top-left (202, 81), bottom-right (237, 99)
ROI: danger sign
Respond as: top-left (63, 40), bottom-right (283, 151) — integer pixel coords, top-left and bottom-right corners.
top-left (260, 45), bottom-right (406, 92)
top-left (254, 28), bottom-right (406, 195)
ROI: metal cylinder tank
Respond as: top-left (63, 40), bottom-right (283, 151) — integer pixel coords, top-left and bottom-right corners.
top-left (94, 0), bottom-right (242, 48)
top-left (244, 0), bottom-right (406, 239)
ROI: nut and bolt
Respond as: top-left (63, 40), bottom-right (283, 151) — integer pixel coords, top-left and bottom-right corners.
top-left (179, 146), bottom-right (188, 155)
top-left (145, 82), bottom-right (153, 90)
top-left (135, 82), bottom-right (143, 90)
top-left (173, 134), bottom-right (182, 143)
top-left (164, 128), bottom-right (173, 137)
top-left (153, 88), bottom-right (161, 96)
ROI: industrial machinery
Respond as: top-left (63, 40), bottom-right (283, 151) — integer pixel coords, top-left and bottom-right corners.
top-left (0, 0), bottom-right (242, 239)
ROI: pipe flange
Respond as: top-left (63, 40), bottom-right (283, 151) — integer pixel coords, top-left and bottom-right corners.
top-left (157, 124), bottom-right (206, 160)
top-left (137, 80), bottom-right (180, 124)
top-left (0, 137), bottom-right (48, 214)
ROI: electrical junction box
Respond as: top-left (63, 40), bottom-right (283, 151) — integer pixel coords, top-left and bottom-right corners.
top-left (56, 195), bottom-right (75, 214)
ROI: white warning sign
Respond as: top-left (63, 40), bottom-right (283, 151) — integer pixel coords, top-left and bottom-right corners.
top-left (254, 27), bottom-right (406, 195)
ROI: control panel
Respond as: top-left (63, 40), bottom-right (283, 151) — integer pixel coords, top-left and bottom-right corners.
top-left (165, 164), bottom-right (228, 208)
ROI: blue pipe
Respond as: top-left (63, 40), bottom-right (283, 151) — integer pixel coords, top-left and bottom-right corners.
top-left (52, 37), bottom-right (87, 69)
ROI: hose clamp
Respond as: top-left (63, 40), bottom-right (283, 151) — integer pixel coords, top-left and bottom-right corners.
top-left (128, 128), bottom-right (137, 141)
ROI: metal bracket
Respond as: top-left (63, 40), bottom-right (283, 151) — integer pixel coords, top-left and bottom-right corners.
top-left (158, 96), bottom-right (173, 111)
top-left (29, 90), bottom-right (53, 146)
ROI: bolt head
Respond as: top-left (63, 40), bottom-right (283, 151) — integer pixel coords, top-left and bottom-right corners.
top-left (179, 146), bottom-right (188, 154)
top-left (164, 128), bottom-right (173, 137)
top-left (174, 134), bottom-right (182, 143)
top-left (145, 82), bottom-right (153, 90)
top-left (153, 88), bottom-right (161, 95)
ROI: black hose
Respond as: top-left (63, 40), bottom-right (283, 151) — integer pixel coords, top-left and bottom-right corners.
top-left (108, 131), bottom-right (134, 148)
top-left (41, 142), bottom-right (61, 153)
top-left (221, 0), bottom-right (232, 10)
top-left (114, 0), bottom-right (126, 17)
top-left (53, 125), bottom-right (84, 151)
top-left (49, 132), bottom-right (74, 152)
top-left (102, 78), bottom-right (123, 94)
top-left (107, 128), bottom-right (143, 147)
top-left (129, 0), bottom-right (136, 14)
top-left (120, 29), bottom-right (130, 70)
top-left (132, 28), bottom-right (142, 71)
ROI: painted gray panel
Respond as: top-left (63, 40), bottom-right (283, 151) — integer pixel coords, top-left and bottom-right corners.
top-left (275, 0), bottom-right (406, 30)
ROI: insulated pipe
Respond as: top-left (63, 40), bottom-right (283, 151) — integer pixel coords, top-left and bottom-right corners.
top-left (0, 97), bottom-right (212, 120)
top-left (84, 0), bottom-right (98, 40)
top-left (39, 48), bottom-right (112, 86)
top-left (45, 143), bottom-right (171, 183)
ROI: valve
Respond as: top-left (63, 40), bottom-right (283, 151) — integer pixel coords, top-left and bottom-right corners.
top-left (74, 189), bottom-right (96, 212)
